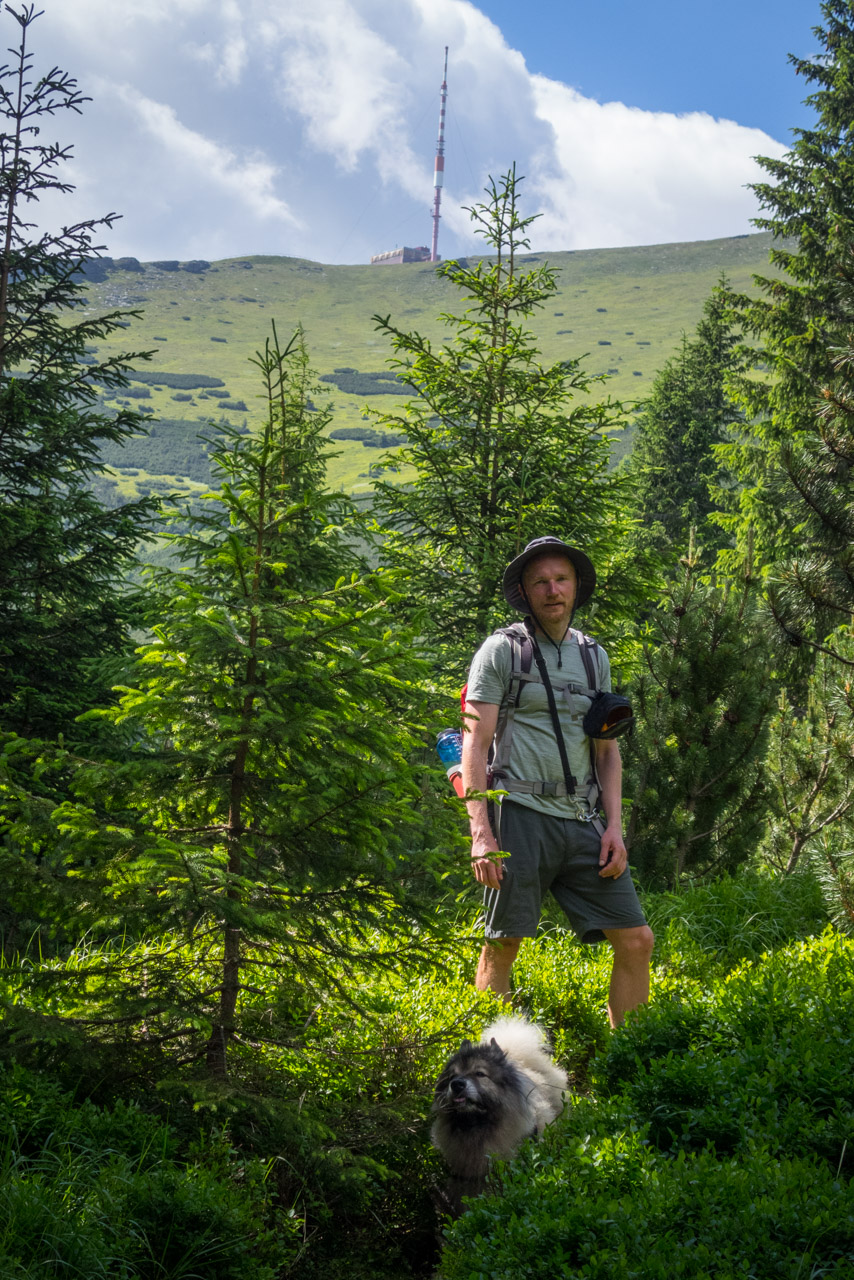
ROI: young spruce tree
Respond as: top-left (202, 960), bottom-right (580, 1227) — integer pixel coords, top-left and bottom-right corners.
top-left (67, 327), bottom-right (457, 1080)
top-left (759, 247), bottom-right (854, 655)
top-left (624, 544), bottom-right (777, 889)
top-left (761, 629), bottom-right (854, 876)
top-left (627, 280), bottom-right (740, 561)
top-left (370, 168), bottom-right (641, 679)
top-left (0, 5), bottom-right (158, 740)
top-left (723, 0), bottom-right (854, 568)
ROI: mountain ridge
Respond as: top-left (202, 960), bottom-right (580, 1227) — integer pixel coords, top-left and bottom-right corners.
top-left (83, 230), bottom-right (779, 500)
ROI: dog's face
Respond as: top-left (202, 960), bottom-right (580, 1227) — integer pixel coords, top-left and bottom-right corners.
top-left (432, 1038), bottom-right (520, 1129)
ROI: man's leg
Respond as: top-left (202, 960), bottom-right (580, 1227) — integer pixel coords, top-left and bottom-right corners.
top-left (475, 936), bottom-right (523, 1001)
top-left (602, 924), bottom-right (654, 1028)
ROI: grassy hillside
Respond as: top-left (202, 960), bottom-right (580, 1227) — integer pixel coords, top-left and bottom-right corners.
top-left (83, 233), bottom-right (778, 500)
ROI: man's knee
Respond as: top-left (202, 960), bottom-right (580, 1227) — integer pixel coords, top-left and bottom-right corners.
top-left (608, 925), bottom-right (654, 965)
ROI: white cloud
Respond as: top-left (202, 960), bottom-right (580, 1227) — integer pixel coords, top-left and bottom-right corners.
top-left (106, 82), bottom-right (299, 227)
top-left (41, 0), bottom-right (210, 69)
top-left (22, 0), bottom-right (790, 263)
top-left (256, 0), bottom-right (546, 242)
top-left (264, 3), bottom-right (410, 170)
top-left (528, 77), bottom-right (786, 249)
top-left (191, 0), bottom-right (248, 86)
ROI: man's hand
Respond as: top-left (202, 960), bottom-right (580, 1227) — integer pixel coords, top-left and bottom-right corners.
top-left (598, 824), bottom-right (628, 878)
top-left (470, 832), bottom-right (504, 891)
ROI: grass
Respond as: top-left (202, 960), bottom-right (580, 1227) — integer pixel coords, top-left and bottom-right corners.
top-left (82, 233), bottom-right (779, 498)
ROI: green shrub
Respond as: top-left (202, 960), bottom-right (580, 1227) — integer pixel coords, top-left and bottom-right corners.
top-left (441, 1135), bottom-right (854, 1279)
top-left (320, 370), bottom-right (415, 396)
top-left (329, 426), bottom-right (406, 447)
top-left (329, 426), bottom-right (376, 440)
top-left (0, 867), bottom-right (841, 1280)
top-left (441, 930), bottom-right (854, 1279)
top-left (0, 1066), bottom-right (295, 1279)
top-left (645, 871), bottom-right (827, 975)
top-left (99, 417), bottom-right (215, 482)
top-left (130, 372), bottom-right (224, 389)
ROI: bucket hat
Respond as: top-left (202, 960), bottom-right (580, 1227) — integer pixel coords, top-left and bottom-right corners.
top-left (502, 536), bottom-right (596, 613)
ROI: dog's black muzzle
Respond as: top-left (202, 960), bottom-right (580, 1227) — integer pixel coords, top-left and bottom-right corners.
top-left (445, 1076), bottom-right (486, 1110)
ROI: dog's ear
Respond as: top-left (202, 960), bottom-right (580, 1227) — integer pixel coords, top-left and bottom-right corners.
top-left (458, 1039), bottom-right (473, 1053)
top-left (488, 1037), bottom-right (507, 1060)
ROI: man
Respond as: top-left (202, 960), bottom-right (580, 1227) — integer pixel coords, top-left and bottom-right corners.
top-left (462, 536), bottom-right (653, 1028)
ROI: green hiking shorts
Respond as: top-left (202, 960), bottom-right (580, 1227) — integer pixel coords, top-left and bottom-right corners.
top-left (482, 800), bottom-right (647, 943)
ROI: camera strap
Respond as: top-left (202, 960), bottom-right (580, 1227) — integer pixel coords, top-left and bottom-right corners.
top-left (524, 618), bottom-right (579, 798)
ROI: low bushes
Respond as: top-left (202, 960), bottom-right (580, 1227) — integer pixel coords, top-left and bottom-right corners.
top-left (129, 372), bottom-right (225, 389)
top-left (0, 1066), bottom-right (295, 1279)
top-left (440, 922), bottom-right (854, 1279)
top-left (0, 873), bottom-right (843, 1278)
top-left (441, 1135), bottom-right (854, 1279)
top-left (320, 369), bottom-right (415, 396)
top-left (329, 426), bottom-right (407, 447)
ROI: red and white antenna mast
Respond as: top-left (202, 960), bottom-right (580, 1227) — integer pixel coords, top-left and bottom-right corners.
top-left (430, 47), bottom-right (448, 263)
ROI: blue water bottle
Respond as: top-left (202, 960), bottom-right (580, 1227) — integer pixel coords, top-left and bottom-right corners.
top-left (436, 728), bottom-right (464, 796)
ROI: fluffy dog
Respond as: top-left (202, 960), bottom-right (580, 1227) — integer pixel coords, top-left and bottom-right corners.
top-left (431, 1018), bottom-right (567, 1214)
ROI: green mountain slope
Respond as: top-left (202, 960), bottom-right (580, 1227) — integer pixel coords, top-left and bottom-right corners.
top-left (83, 233), bottom-right (777, 500)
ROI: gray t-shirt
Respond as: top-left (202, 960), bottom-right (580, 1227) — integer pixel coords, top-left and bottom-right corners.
top-left (466, 628), bottom-right (611, 818)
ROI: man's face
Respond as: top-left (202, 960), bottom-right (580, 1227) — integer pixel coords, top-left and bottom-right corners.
top-left (522, 554), bottom-right (577, 632)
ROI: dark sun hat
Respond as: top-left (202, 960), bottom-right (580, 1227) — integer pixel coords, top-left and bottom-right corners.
top-left (503, 536), bottom-right (596, 613)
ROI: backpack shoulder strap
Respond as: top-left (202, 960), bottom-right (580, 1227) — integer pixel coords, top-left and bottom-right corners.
top-left (493, 622), bottom-right (534, 700)
top-left (489, 623), bottom-right (534, 782)
top-left (573, 629), bottom-right (602, 691)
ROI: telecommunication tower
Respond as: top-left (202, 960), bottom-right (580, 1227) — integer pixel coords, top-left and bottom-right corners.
top-left (430, 47), bottom-right (449, 263)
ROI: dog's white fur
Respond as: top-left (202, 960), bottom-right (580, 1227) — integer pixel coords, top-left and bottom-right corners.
top-left (479, 1017), bottom-right (567, 1153)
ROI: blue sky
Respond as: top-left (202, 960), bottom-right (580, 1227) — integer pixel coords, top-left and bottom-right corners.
top-left (475, 0), bottom-right (817, 140)
top-left (29, 0), bottom-right (823, 265)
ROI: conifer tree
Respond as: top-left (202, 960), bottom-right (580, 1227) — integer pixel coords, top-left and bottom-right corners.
top-left (758, 247), bottom-right (854, 654)
top-left (54, 327), bottom-right (457, 1080)
top-left (627, 281), bottom-right (740, 560)
top-left (369, 168), bottom-right (641, 679)
top-left (0, 4), bottom-right (158, 740)
top-left (624, 546), bottom-right (776, 889)
top-left (761, 630), bottom-right (854, 875)
top-left (723, 1), bottom-right (854, 567)
top-left (814, 833), bottom-right (854, 934)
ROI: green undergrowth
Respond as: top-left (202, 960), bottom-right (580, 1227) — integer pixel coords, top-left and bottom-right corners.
top-left (0, 1066), bottom-right (294, 1279)
top-left (441, 883), bottom-right (853, 1279)
top-left (0, 872), bottom-right (841, 1278)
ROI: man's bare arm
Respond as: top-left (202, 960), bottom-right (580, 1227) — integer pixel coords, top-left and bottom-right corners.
top-left (594, 737), bottom-right (628, 878)
top-left (461, 700), bottom-right (503, 891)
